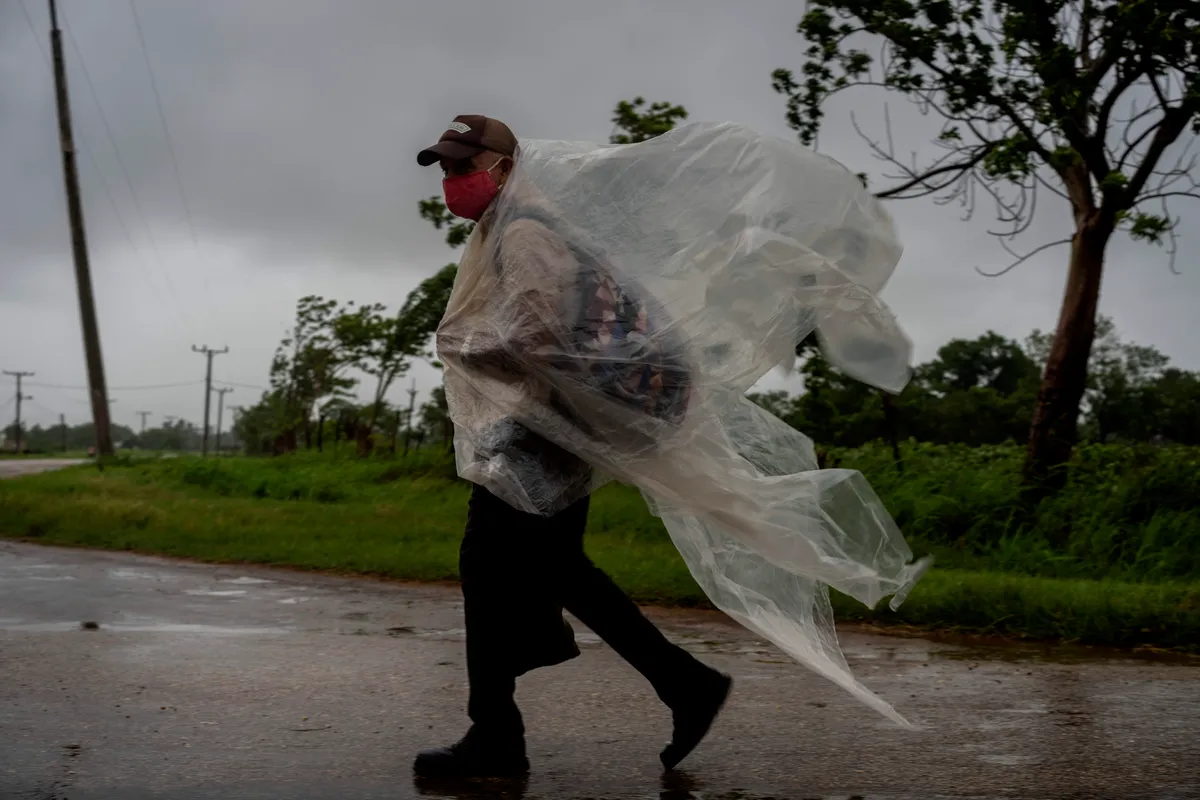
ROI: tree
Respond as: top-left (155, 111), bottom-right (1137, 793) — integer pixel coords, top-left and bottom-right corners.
top-left (418, 197), bottom-right (475, 250)
top-left (919, 331), bottom-right (1041, 396)
top-left (394, 263), bottom-right (459, 362)
top-left (333, 302), bottom-right (408, 435)
top-left (609, 97), bottom-right (690, 144)
top-left (1081, 316), bottom-right (1168, 440)
top-left (774, 0), bottom-right (1200, 487)
top-left (269, 296), bottom-right (358, 450)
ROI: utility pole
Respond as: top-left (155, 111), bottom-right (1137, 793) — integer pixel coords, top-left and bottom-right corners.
top-left (191, 345), bottom-right (228, 456)
top-left (3, 371), bottom-right (34, 454)
top-left (402, 378), bottom-right (417, 457)
top-left (49, 0), bottom-right (113, 458)
top-left (213, 387), bottom-right (233, 455)
top-left (136, 410), bottom-right (152, 435)
top-left (60, 413), bottom-right (67, 453)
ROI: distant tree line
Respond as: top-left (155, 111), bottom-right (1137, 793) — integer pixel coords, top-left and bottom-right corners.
top-left (231, 267), bottom-right (456, 457)
top-left (750, 316), bottom-right (1200, 452)
top-left (1, 416), bottom-right (221, 454)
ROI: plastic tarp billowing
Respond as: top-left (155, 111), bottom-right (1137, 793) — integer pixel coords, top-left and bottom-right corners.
top-left (436, 121), bottom-right (931, 725)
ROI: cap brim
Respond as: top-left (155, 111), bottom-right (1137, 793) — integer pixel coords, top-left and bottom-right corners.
top-left (417, 140), bottom-right (485, 166)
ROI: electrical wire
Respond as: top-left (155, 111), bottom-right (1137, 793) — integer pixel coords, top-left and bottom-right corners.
top-left (59, 3), bottom-right (195, 335)
top-left (25, 379), bottom-right (203, 392)
top-left (127, 0), bottom-right (200, 253)
top-left (211, 380), bottom-right (269, 392)
top-left (17, 0), bottom-right (196, 335)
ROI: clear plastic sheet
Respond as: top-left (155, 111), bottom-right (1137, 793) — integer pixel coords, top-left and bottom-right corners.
top-left (436, 121), bottom-right (931, 724)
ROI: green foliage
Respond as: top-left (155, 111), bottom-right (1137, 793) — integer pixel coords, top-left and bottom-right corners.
top-left (5, 420), bottom-right (140, 453)
top-left (3, 446), bottom-right (1199, 649)
top-left (773, 2), bottom-right (1199, 481)
top-left (235, 269), bottom-right (462, 455)
top-left (609, 97), bottom-right (689, 144)
top-left (833, 441), bottom-right (1200, 584)
top-left (395, 264), bottom-right (458, 360)
top-left (777, 0), bottom-right (1199, 178)
top-left (760, 320), bottom-right (1200, 451)
top-left (772, 0), bottom-right (1200, 239)
top-left (418, 196), bottom-right (474, 249)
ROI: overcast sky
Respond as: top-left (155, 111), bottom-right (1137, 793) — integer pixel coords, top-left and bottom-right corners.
top-left (2, 0), bottom-right (1197, 434)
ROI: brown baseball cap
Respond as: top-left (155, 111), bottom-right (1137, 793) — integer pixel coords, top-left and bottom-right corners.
top-left (417, 114), bottom-right (518, 167)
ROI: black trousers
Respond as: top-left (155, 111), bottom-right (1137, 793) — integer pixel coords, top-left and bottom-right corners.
top-left (459, 482), bottom-right (707, 737)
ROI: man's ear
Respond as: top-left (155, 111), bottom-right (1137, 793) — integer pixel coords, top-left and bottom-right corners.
top-left (497, 157), bottom-right (515, 182)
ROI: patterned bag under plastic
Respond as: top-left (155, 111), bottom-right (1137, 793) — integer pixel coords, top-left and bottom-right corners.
top-left (436, 121), bottom-right (931, 725)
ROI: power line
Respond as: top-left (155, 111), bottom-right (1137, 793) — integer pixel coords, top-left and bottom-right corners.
top-left (212, 379), bottom-right (269, 391)
top-left (17, 0), bottom-right (194, 336)
top-left (58, 3), bottom-right (193, 334)
top-left (25, 379), bottom-right (203, 392)
top-left (128, 0), bottom-right (200, 253)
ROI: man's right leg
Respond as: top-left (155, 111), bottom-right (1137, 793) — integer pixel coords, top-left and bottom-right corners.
top-left (535, 516), bottom-right (732, 770)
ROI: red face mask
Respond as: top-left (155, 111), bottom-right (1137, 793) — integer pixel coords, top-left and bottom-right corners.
top-left (443, 160), bottom-right (505, 221)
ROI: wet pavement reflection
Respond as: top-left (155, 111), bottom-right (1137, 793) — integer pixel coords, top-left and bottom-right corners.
top-left (2, 540), bottom-right (1198, 799)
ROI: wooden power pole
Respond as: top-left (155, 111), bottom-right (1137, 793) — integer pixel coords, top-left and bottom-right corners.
top-left (3, 371), bottom-right (34, 454)
top-left (191, 345), bottom-right (228, 456)
top-left (48, 0), bottom-right (114, 458)
top-left (214, 387), bottom-right (233, 455)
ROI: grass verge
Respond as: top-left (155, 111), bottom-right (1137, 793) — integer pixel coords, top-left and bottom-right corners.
top-left (2, 455), bottom-right (1198, 652)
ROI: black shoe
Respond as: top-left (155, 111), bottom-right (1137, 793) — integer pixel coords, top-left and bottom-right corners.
top-left (413, 731), bottom-right (530, 779)
top-left (660, 671), bottom-right (732, 771)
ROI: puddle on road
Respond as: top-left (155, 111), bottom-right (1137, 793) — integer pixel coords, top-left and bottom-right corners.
top-left (109, 568), bottom-right (172, 581)
top-left (184, 589), bottom-right (248, 597)
top-left (221, 577), bottom-right (276, 585)
top-left (410, 774), bottom-right (951, 800)
top-left (930, 640), bottom-right (1200, 667)
top-left (977, 753), bottom-right (1041, 766)
top-left (0, 620), bottom-right (291, 635)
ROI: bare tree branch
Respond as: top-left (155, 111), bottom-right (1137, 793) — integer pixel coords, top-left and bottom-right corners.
top-left (1136, 190), bottom-right (1200, 203)
top-left (976, 237), bottom-right (1073, 278)
top-left (1125, 104), bottom-right (1199, 203)
top-left (1095, 65), bottom-right (1147, 141)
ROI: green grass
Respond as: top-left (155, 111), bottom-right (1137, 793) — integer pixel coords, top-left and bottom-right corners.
top-left (1, 445), bottom-right (1198, 652)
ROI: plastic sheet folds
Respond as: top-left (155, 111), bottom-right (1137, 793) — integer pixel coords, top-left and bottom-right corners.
top-left (437, 121), bottom-right (931, 724)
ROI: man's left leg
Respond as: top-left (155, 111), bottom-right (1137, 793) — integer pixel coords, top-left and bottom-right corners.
top-left (414, 484), bottom-right (582, 778)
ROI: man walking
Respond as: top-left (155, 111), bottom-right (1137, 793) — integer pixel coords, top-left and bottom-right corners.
top-left (413, 115), bottom-right (731, 778)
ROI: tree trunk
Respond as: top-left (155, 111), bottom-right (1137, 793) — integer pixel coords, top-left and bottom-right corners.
top-left (364, 401), bottom-right (384, 459)
top-left (1023, 214), bottom-right (1114, 490)
top-left (355, 423), bottom-right (374, 458)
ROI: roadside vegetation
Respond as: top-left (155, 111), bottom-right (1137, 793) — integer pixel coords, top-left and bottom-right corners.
top-left (3, 443), bottom-right (1196, 652)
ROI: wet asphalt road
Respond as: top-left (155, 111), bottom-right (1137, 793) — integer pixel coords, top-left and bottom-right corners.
top-left (2, 470), bottom-right (1199, 798)
top-left (0, 460), bottom-right (85, 480)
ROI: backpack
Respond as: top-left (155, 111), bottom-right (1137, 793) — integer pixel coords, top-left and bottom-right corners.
top-left (498, 207), bottom-right (693, 433)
